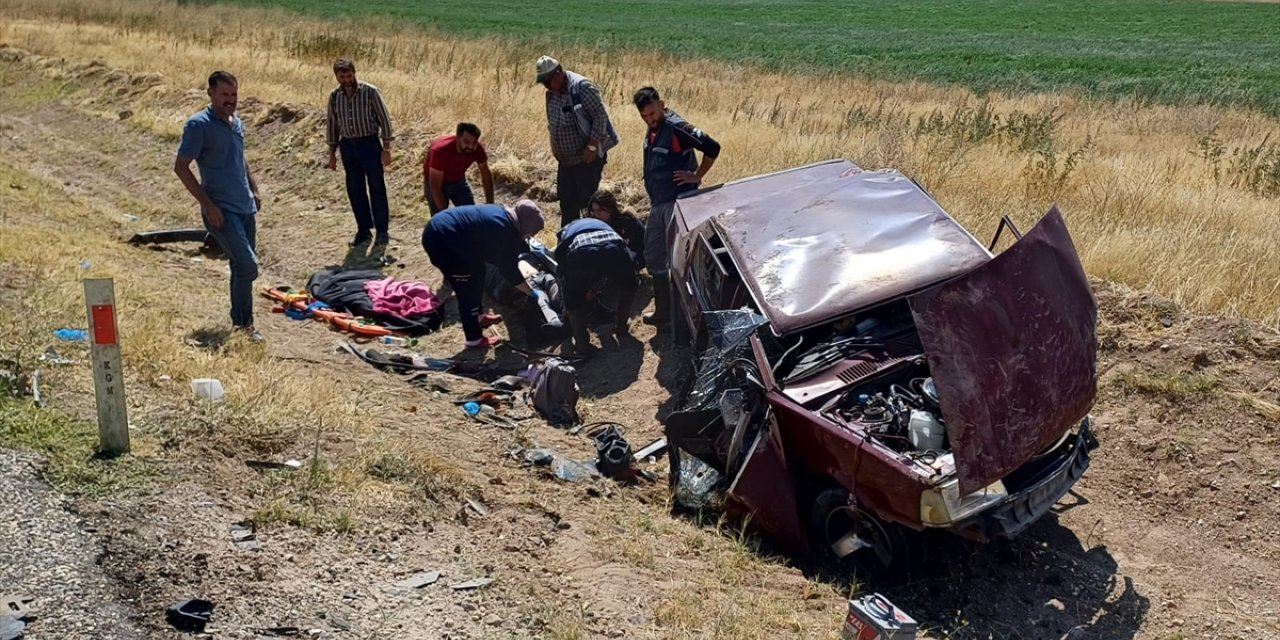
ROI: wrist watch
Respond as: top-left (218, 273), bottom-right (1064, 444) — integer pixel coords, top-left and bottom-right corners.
top-left (587, 145), bottom-right (598, 152)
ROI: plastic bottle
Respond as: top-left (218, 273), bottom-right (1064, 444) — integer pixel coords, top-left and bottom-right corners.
top-left (53, 329), bottom-right (88, 342)
top-left (377, 335), bottom-right (417, 347)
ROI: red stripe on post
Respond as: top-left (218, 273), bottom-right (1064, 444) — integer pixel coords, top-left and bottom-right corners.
top-left (91, 304), bottom-right (117, 345)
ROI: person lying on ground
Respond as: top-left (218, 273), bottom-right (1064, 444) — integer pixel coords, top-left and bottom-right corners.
top-left (587, 189), bottom-right (646, 272)
top-left (424, 122), bottom-right (495, 214)
top-left (174, 70), bottom-right (264, 343)
top-left (553, 217), bottom-right (638, 356)
top-left (421, 201), bottom-right (546, 350)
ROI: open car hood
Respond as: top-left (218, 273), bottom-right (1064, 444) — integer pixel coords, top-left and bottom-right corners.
top-left (909, 207), bottom-right (1098, 494)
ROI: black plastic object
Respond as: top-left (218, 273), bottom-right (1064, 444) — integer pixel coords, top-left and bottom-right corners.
top-left (165, 599), bottom-right (214, 633)
top-left (593, 425), bottom-right (635, 481)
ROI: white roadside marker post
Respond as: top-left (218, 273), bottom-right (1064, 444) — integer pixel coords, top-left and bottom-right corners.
top-left (84, 278), bottom-right (130, 455)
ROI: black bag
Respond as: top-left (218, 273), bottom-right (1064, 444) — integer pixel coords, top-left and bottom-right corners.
top-left (528, 358), bottom-right (580, 426)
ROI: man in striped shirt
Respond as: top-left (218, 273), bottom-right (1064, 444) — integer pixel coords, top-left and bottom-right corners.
top-left (326, 58), bottom-right (395, 247)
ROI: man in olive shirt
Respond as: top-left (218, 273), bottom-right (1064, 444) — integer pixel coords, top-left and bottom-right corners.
top-left (326, 58), bottom-right (395, 247)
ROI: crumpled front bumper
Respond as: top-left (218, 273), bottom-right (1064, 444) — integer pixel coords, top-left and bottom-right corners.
top-left (952, 419), bottom-right (1098, 542)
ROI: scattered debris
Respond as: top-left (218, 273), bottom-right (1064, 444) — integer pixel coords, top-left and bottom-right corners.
top-left (0, 595), bottom-right (34, 621)
top-left (466, 499), bottom-right (491, 518)
top-left (245, 459), bottom-right (304, 472)
top-left (521, 449), bottom-right (555, 467)
top-left (450, 577), bottom-right (495, 591)
top-left (191, 378), bottom-right (224, 402)
top-left (230, 521), bottom-right (260, 551)
top-left (254, 626), bottom-right (301, 637)
top-left (122, 214), bottom-right (139, 223)
top-left (337, 340), bottom-right (454, 373)
top-left (0, 615), bottom-right (24, 640)
top-left (551, 456), bottom-right (598, 483)
top-left (1271, 480), bottom-right (1280, 490)
top-left (593, 424), bottom-right (638, 482)
top-left (165, 599), bottom-right (215, 633)
top-left (127, 228), bottom-right (210, 246)
top-left (514, 446), bottom-right (599, 482)
top-left (117, 109), bottom-right (133, 120)
top-left (394, 571), bottom-right (441, 589)
top-left (671, 453), bottom-right (723, 511)
top-left (39, 348), bottom-right (74, 366)
top-left (841, 593), bottom-right (917, 640)
top-left (52, 328), bottom-right (87, 342)
top-left (492, 375), bottom-right (527, 391)
top-left (634, 437), bottom-right (669, 462)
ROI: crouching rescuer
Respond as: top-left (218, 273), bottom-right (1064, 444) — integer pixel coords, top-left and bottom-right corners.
top-left (421, 201), bottom-right (546, 350)
top-left (554, 217), bottom-right (638, 355)
top-left (634, 86), bottom-right (720, 328)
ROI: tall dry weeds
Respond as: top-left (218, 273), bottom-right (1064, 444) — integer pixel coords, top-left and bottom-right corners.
top-left (2, 0), bottom-right (1280, 325)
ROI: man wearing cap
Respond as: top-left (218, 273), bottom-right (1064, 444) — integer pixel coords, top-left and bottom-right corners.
top-left (326, 57), bottom-right (396, 247)
top-left (421, 200), bottom-right (546, 350)
top-left (424, 122), bottom-right (494, 214)
top-left (554, 216), bottom-right (638, 356)
top-left (633, 86), bottom-right (721, 329)
top-left (536, 56), bottom-right (619, 228)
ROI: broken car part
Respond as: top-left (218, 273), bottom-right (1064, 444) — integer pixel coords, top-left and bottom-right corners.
top-left (394, 571), bottom-right (441, 589)
top-left (165, 599), bottom-right (215, 633)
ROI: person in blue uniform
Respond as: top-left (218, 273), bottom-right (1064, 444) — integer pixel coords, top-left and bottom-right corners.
top-left (422, 200), bottom-right (545, 349)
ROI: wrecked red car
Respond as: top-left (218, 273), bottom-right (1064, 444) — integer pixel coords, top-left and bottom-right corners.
top-left (662, 159), bottom-right (1099, 573)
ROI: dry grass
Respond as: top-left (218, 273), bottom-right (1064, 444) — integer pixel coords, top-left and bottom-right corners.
top-left (0, 151), bottom-right (466, 528)
top-left (1116, 371), bottom-right (1221, 401)
top-left (1228, 391), bottom-right (1280, 423)
top-left (1, 0), bottom-right (1279, 326)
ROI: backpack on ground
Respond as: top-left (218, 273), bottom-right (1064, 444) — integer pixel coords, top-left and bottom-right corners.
top-left (528, 358), bottom-right (580, 426)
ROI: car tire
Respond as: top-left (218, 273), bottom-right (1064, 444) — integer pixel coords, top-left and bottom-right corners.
top-left (808, 486), bottom-right (908, 582)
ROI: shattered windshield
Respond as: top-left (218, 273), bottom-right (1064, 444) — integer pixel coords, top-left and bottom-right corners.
top-left (681, 309), bottom-right (770, 412)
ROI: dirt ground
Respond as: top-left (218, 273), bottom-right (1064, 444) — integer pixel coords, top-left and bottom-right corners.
top-left (2, 46), bottom-right (1280, 639)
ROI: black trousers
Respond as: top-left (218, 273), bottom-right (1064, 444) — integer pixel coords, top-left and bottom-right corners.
top-left (556, 156), bottom-right (606, 228)
top-left (338, 136), bottom-right (389, 235)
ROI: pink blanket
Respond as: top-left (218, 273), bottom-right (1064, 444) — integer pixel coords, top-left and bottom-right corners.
top-left (364, 277), bottom-right (440, 319)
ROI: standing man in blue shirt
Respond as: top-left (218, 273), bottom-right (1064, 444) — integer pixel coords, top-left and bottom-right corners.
top-left (174, 70), bottom-right (264, 343)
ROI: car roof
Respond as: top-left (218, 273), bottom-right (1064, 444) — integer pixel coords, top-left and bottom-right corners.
top-left (674, 159), bottom-right (993, 335)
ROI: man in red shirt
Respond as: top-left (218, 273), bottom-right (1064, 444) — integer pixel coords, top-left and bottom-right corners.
top-left (423, 122), bottom-right (495, 214)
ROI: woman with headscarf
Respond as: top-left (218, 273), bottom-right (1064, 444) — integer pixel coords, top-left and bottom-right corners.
top-left (586, 189), bottom-right (646, 272)
top-left (422, 199), bottom-right (545, 349)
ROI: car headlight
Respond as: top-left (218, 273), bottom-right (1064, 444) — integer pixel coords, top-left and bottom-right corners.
top-left (920, 478), bottom-right (1009, 526)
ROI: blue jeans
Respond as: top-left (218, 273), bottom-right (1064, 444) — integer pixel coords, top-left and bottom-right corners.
top-left (205, 210), bottom-right (259, 328)
top-left (426, 179), bottom-right (476, 214)
top-left (338, 136), bottom-right (389, 234)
